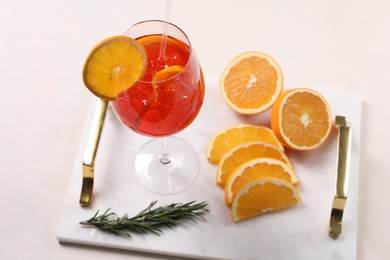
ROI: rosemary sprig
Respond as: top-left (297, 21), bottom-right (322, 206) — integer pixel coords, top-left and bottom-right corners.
top-left (80, 201), bottom-right (209, 237)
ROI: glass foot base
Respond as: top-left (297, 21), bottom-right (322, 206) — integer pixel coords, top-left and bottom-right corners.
top-left (134, 137), bottom-right (199, 194)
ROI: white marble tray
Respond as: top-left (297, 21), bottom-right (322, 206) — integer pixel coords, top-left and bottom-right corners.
top-left (57, 77), bottom-right (361, 260)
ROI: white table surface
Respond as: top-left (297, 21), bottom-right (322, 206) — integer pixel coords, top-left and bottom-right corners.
top-left (0, 0), bottom-right (389, 259)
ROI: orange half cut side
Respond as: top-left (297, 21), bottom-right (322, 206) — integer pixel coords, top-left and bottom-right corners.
top-left (220, 51), bottom-right (283, 114)
top-left (271, 88), bottom-right (332, 150)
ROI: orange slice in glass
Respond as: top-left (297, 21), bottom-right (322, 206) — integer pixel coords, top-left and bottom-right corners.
top-left (152, 65), bottom-right (183, 83)
top-left (231, 178), bottom-right (301, 222)
top-left (149, 65), bottom-right (184, 105)
top-left (82, 36), bottom-right (147, 101)
top-left (220, 51), bottom-right (283, 114)
top-left (271, 88), bottom-right (332, 150)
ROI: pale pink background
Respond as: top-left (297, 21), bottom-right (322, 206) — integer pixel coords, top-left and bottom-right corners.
top-left (1, 0), bottom-right (389, 259)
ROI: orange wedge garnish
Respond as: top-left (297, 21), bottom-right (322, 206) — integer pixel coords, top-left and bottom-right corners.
top-left (152, 65), bottom-right (183, 83)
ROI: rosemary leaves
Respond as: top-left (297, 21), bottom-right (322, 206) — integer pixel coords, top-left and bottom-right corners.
top-left (80, 201), bottom-right (209, 237)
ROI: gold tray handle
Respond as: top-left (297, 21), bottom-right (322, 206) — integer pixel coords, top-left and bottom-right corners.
top-left (79, 99), bottom-right (109, 206)
top-left (329, 115), bottom-right (352, 238)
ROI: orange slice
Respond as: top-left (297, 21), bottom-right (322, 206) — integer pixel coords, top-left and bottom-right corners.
top-left (216, 141), bottom-right (297, 187)
top-left (136, 34), bottom-right (176, 47)
top-left (148, 65), bottom-right (184, 104)
top-left (207, 124), bottom-right (284, 164)
top-left (224, 158), bottom-right (296, 206)
top-left (231, 178), bottom-right (301, 222)
top-left (152, 65), bottom-right (183, 83)
top-left (271, 88), bottom-right (332, 150)
top-left (82, 35), bottom-right (147, 101)
top-left (220, 51), bottom-right (283, 114)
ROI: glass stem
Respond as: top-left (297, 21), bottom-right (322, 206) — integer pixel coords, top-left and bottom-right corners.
top-left (159, 137), bottom-right (171, 165)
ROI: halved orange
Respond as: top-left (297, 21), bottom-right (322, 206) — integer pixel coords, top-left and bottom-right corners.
top-left (271, 88), bottom-right (332, 150)
top-left (82, 35), bottom-right (147, 101)
top-left (220, 51), bottom-right (283, 114)
top-left (216, 141), bottom-right (297, 187)
top-left (224, 158), bottom-right (296, 206)
top-left (207, 124), bottom-right (284, 164)
top-left (231, 178), bottom-right (301, 222)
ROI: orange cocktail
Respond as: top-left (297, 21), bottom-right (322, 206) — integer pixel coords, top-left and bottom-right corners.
top-left (112, 30), bottom-right (204, 137)
top-left (113, 20), bottom-right (205, 193)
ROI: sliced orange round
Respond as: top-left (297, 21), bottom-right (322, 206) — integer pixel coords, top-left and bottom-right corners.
top-left (207, 124), bottom-right (284, 164)
top-left (271, 88), bottom-right (332, 150)
top-left (224, 158), bottom-right (296, 206)
top-left (216, 141), bottom-right (297, 187)
top-left (220, 51), bottom-right (283, 114)
top-left (82, 35), bottom-right (147, 101)
top-left (231, 178), bottom-right (301, 222)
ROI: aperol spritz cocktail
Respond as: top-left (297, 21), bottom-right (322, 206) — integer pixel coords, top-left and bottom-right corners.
top-left (112, 33), bottom-right (204, 137)
top-left (111, 20), bottom-right (205, 193)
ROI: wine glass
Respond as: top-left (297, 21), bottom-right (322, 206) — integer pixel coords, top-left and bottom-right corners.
top-left (111, 20), bottom-right (205, 194)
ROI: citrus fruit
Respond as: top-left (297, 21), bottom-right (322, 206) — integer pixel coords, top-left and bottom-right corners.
top-left (207, 124), bottom-right (284, 164)
top-left (136, 34), bottom-right (176, 47)
top-left (82, 35), bottom-right (147, 101)
top-left (147, 65), bottom-right (184, 104)
top-left (152, 65), bottom-right (184, 83)
top-left (271, 88), bottom-right (332, 150)
top-left (220, 51), bottom-right (283, 114)
top-left (231, 178), bottom-right (301, 222)
top-left (224, 158), bottom-right (296, 206)
top-left (216, 141), bottom-right (297, 187)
